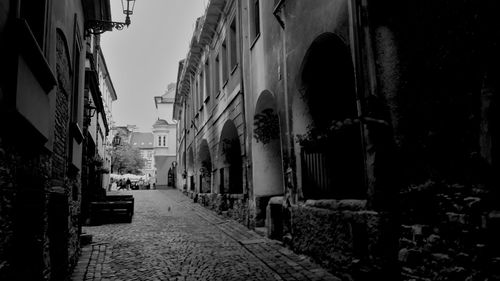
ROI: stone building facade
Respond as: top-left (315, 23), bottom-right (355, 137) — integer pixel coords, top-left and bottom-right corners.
top-left (152, 119), bottom-right (177, 188)
top-left (80, 32), bottom-right (115, 224)
top-left (0, 0), bottom-right (114, 280)
top-left (174, 0), bottom-right (500, 280)
top-left (154, 83), bottom-right (178, 188)
top-left (175, 0), bottom-right (251, 226)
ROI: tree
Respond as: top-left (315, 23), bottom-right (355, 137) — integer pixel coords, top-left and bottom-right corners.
top-left (110, 143), bottom-right (145, 174)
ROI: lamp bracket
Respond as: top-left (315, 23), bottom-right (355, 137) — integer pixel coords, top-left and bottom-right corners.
top-left (85, 19), bottom-right (130, 36)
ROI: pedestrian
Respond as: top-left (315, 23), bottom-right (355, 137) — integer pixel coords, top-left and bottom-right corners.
top-left (118, 179), bottom-right (126, 191)
top-left (126, 178), bottom-right (131, 190)
top-left (111, 180), bottom-right (118, 191)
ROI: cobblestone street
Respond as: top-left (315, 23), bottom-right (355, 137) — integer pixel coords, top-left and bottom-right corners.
top-left (71, 190), bottom-right (339, 281)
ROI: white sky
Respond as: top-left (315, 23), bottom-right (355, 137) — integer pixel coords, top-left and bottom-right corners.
top-left (101, 0), bottom-right (207, 131)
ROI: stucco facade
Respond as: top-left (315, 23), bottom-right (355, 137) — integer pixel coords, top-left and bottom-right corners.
top-left (175, 0), bottom-right (250, 226)
top-left (154, 84), bottom-right (178, 188)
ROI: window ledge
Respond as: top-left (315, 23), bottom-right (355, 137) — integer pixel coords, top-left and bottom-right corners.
top-left (250, 33), bottom-right (261, 50)
top-left (230, 63), bottom-right (239, 75)
top-left (14, 19), bottom-right (57, 93)
top-left (70, 122), bottom-right (84, 144)
top-left (273, 0), bottom-right (286, 28)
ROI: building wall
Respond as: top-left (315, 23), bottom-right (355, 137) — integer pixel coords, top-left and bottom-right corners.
top-left (157, 102), bottom-right (175, 124)
top-left (175, 0), bottom-right (251, 226)
top-left (0, 1), bottom-right (93, 280)
top-left (173, 0), bottom-right (500, 279)
top-left (0, 0), bottom-right (111, 279)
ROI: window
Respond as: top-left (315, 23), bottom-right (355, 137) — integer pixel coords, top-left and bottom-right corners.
top-left (230, 17), bottom-right (238, 71)
top-left (249, 0), bottom-right (260, 43)
top-left (204, 61), bottom-right (210, 103)
top-left (215, 54), bottom-right (220, 94)
top-left (71, 18), bottom-right (82, 123)
top-left (20, 0), bottom-right (47, 48)
top-left (162, 136), bottom-right (167, 147)
top-left (158, 136), bottom-right (161, 146)
top-left (199, 71), bottom-right (204, 109)
top-left (221, 40), bottom-right (228, 83)
top-left (194, 78), bottom-right (199, 113)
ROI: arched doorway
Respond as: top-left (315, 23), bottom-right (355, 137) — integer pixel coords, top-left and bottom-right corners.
top-left (293, 32), bottom-right (364, 199)
top-left (198, 139), bottom-right (212, 193)
top-left (218, 120), bottom-right (243, 194)
top-left (187, 146), bottom-right (195, 191)
top-left (252, 91), bottom-right (284, 225)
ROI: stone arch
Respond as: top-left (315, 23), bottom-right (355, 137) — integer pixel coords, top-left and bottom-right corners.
top-left (252, 90), bottom-right (284, 225)
top-left (197, 139), bottom-right (212, 193)
top-left (217, 120), bottom-right (243, 194)
top-left (293, 32), bottom-right (365, 199)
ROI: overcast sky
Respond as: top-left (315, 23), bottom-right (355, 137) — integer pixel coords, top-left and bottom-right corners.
top-left (101, 0), bottom-right (207, 131)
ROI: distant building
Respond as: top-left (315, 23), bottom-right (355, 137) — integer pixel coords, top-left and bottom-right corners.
top-left (110, 125), bottom-right (133, 146)
top-left (129, 132), bottom-right (155, 177)
top-left (155, 83), bottom-right (177, 124)
top-left (152, 119), bottom-right (177, 188)
top-left (153, 83), bottom-right (178, 188)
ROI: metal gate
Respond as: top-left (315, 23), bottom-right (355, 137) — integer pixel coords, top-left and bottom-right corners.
top-left (301, 147), bottom-right (335, 199)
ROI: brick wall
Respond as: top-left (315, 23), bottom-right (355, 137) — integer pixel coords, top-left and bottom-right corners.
top-left (0, 137), bottom-right (52, 281)
top-left (398, 181), bottom-right (498, 280)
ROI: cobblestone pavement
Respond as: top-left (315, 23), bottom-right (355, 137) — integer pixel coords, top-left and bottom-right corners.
top-left (71, 190), bottom-right (340, 281)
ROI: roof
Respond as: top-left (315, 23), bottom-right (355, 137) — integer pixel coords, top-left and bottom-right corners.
top-left (129, 132), bottom-right (154, 149)
top-left (175, 0), bottom-right (227, 109)
top-left (153, 119), bottom-right (171, 127)
top-left (154, 83), bottom-right (176, 108)
top-left (97, 46), bottom-right (117, 101)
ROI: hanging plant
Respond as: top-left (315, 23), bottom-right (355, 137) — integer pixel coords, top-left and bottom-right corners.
top-left (95, 167), bottom-right (110, 174)
top-left (254, 108), bottom-right (280, 144)
top-left (91, 156), bottom-right (104, 167)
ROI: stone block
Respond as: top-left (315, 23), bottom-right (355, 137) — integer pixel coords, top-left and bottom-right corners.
top-left (266, 196), bottom-right (284, 240)
top-left (255, 195), bottom-right (273, 227)
top-left (289, 204), bottom-right (387, 277)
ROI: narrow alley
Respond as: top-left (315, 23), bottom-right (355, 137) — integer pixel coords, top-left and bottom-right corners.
top-left (71, 190), bottom-right (338, 281)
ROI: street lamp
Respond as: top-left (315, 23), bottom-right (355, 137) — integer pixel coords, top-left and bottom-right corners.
top-left (84, 100), bottom-right (97, 125)
top-left (86, 0), bottom-right (137, 35)
top-left (122, 0), bottom-right (136, 26)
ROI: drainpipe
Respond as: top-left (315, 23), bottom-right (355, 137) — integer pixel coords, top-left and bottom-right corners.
top-left (184, 99), bottom-right (187, 191)
top-left (348, 0), bottom-right (375, 199)
top-left (237, 0), bottom-right (252, 226)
